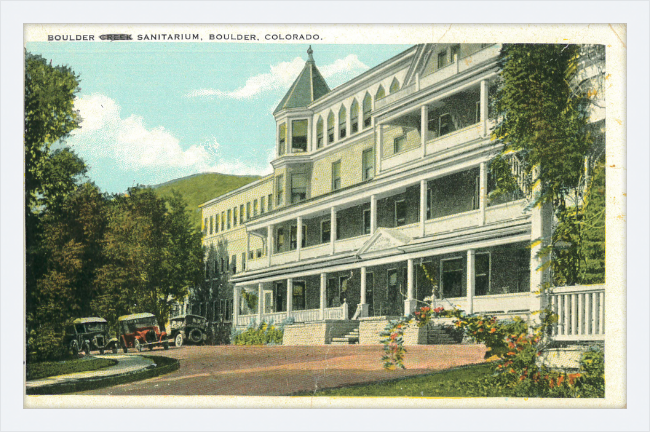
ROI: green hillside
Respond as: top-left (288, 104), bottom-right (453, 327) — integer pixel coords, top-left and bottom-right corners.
top-left (152, 173), bottom-right (261, 228)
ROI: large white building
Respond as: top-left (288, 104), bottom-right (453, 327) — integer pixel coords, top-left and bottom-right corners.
top-left (197, 43), bottom-right (606, 345)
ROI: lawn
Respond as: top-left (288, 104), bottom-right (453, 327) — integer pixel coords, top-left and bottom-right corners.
top-left (312, 363), bottom-right (498, 397)
top-left (26, 357), bottom-right (117, 381)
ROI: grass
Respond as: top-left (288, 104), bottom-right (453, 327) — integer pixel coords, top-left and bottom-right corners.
top-left (153, 173), bottom-right (261, 228)
top-left (311, 363), bottom-right (496, 397)
top-left (26, 357), bottom-right (117, 381)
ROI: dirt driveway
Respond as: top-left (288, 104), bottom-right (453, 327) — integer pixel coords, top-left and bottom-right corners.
top-left (77, 344), bottom-right (487, 396)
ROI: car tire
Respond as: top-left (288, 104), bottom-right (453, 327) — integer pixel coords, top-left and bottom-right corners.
top-left (174, 333), bottom-right (183, 348)
top-left (189, 329), bottom-right (202, 344)
top-left (163, 341), bottom-right (169, 350)
top-left (134, 339), bottom-right (142, 353)
top-left (122, 342), bottom-right (128, 353)
top-left (84, 344), bottom-right (91, 356)
top-left (71, 341), bottom-right (79, 356)
top-left (112, 345), bottom-right (118, 354)
top-left (99, 348), bottom-right (104, 355)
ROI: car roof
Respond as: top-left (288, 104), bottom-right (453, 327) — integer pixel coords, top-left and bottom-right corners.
top-left (118, 312), bottom-right (155, 321)
top-left (73, 317), bottom-right (107, 324)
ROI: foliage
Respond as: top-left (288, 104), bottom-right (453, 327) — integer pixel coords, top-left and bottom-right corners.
top-left (578, 158), bottom-right (606, 284)
top-left (26, 357), bottom-right (116, 381)
top-left (26, 325), bottom-right (70, 363)
top-left (241, 291), bottom-right (259, 312)
top-left (233, 321), bottom-right (284, 346)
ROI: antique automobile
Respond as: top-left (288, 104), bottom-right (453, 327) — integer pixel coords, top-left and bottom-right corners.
top-left (168, 314), bottom-right (208, 347)
top-left (63, 317), bottom-right (119, 355)
top-left (118, 312), bottom-right (169, 352)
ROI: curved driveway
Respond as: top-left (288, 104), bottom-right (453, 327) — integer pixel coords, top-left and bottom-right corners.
top-left (77, 344), bottom-right (486, 396)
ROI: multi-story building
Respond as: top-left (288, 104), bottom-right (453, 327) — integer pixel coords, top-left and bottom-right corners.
top-left (199, 43), bottom-right (605, 345)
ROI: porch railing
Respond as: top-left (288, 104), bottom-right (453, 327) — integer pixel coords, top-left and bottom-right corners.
top-left (235, 304), bottom-right (348, 327)
top-left (549, 285), bottom-right (605, 341)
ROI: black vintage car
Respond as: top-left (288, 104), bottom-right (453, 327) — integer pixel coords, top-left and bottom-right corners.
top-left (168, 314), bottom-right (208, 347)
top-left (63, 317), bottom-right (119, 355)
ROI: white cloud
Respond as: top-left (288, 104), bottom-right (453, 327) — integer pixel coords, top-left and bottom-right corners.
top-left (187, 54), bottom-right (369, 100)
top-left (68, 94), bottom-right (268, 180)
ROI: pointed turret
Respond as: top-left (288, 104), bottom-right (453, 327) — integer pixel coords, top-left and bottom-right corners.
top-left (274, 46), bottom-right (330, 114)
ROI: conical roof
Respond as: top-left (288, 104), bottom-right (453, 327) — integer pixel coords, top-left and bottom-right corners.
top-left (274, 46), bottom-right (330, 114)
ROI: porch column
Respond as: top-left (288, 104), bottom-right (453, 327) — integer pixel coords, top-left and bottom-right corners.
top-left (420, 179), bottom-right (427, 237)
top-left (267, 224), bottom-right (274, 266)
top-left (257, 282), bottom-right (264, 323)
top-left (375, 124), bottom-right (383, 174)
top-left (233, 286), bottom-right (241, 327)
top-left (330, 206), bottom-right (337, 254)
top-left (320, 273), bottom-right (327, 320)
top-left (421, 105), bottom-right (428, 157)
top-left (296, 216), bottom-right (303, 260)
top-left (359, 266), bottom-right (369, 318)
top-left (404, 259), bottom-right (417, 314)
top-left (286, 278), bottom-right (293, 317)
top-left (480, 79), bottom-right (489, 137)
top-left (467, 249), bottom-right (476, 314)
top-left (530, 166), bottom-right (553, 320)
top-left (370, 195), bottom-right (377, 234)
top-left (479, 162), bottom-right (488, 226)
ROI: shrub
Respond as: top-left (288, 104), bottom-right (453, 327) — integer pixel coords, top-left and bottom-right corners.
top-left (233, 321), bottom-right (283, 346)
top-left (26, 325), bottom-right (70, 363)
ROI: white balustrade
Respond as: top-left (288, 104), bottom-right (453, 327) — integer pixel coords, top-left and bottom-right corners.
top-left (549, 285), bottom-right (605, 341)
top-left (425, 209), bottom-right (481, 235)
top-left (426, 123), bottom-right (482, 156)
top-left (335, 234), bottom-right (371, 254)
top-left (484, 199), bottom-right (528, 224)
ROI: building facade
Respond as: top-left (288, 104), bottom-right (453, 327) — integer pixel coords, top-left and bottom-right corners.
top-left (198, 43), bottom-right (605, 345)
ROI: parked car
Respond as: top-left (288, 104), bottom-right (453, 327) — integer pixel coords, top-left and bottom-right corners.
top-left (168, 314), bottom-right (208, 347)
top-left (63, 317), bottom-right (119, 355)
top-left (118, 313), bottom-right (169, 352)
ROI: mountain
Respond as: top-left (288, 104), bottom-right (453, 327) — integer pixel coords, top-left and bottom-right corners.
top-left (152, 173), bottom-right (261, 228)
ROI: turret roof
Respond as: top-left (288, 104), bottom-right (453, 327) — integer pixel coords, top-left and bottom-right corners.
top-left (274, 46), bottom-right (330, 114)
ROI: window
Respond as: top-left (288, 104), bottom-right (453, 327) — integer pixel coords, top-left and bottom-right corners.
top-left (215, 214), bottom-right (219, 233)
top-left (395, 199), bottom-right (407, 226)
top-left (231, 255), bottom-right (236, 274)
top-left (362, 148), bottom-right (374, 181)
top-left (291, 173), bottom-right (308, 203)
top-left (276, 175), bottom-right (284, 206)
top-left (248, 250), bottom-right (254, 260)
top-left (256, 248), bottom-right (262, 258)
top-left (293, 281), bottom-right (306, 310)
top-left (221, 212), bottom-right (225, 231)
top-left (246, 202), bottom-right (251, 219)
top-left (450, 44), bottom-right (460, 62)
top-left (389, 78), bottom-right (400, 94)
top-left (241, 252), bottom-right (246, 271)
top-left (426, 186), bottom-right (432, 219)
top-left (441, 258), bottom-right (464, 298)
top-left (239, 204), bottom-right (244, 224)
top-left (260, 196), bottom-right (265, 214)
top-left (290, 225), bottom-right (307, 250)
top-left (363, 209), bottom-right (371, 234)
top-left (209, 215), bottom-right (213, 234)
top-left (473, 174), bottom-right (480, 210)
top-left (253, 199), bottom-right (258, 217)
top-left (316, 117), bottom-right (324, 149)
top-left (475, 253), bottom-right (490, 296)
top-left (338, 106), bottom-right (347, 139)
top-left (204, 217), bottom-right (208, 234)
top-left (332, 160), bottom-right (341, 191)
top-left (278, 123), bottom-right (286, 156)
top-left (227, 209), bottom-right (232, 229)
top-left (475, 100), bottom-right (481, 124)
top-left (439, 113), bottom-right (454, 136)
top-left (326, 278), bottom-right (338, 307)
top-left (267, 194), bottom-right (273, 211)
top-left (362, 93), bottom-right (372, 128)
top-left (393, 134), bottom-right (406, 154)
top-left (350, 100), bottom-right (359, 134)
top-left (437, 50), bottom-right (448, 69)
top-left (321, 220), bottom-right (331, 243)
top-left (327, 112), bottom-right (335, 143)
top-left (220, 257), bottom-right (225, 273)
top-left (291, 119), bottom-right (308, 151)
top-left (276, 227), bottom-right (284, 251)
top-left (375, 85), bottom-right (385, 101)
top-left (233, 207), bottom-right (237, 227)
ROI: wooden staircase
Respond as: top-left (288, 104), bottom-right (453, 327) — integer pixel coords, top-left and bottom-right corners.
top-left (330, 328), bottom-right (360, 345)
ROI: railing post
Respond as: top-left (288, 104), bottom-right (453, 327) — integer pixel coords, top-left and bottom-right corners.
top-left (466, 250), bottom-right (475, 315)
top-left (320, 273), bottom-right (327, 320)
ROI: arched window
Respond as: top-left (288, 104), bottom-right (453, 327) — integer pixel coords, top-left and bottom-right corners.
top-left (362, 93), bottom-right (372, 128)
top-left (327, 112), bottom-right (335, 144)
top-left (350, 99), bottom-right (359, 134)
top-left (338, 106), bottom-right (347, 139)
top-left (316, 117), bottom-right (324, 149)
top-left (375, 85), bottom-right (386, 101)
top-left (390, 78), bottom-right (400, 94)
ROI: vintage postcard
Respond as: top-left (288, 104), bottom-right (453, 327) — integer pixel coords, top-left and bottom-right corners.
top-left (16, 21), bottom-right (628, 416)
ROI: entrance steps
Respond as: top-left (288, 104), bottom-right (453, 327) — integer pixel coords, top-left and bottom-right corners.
top-left (330, 328), bottom-right (359, 345)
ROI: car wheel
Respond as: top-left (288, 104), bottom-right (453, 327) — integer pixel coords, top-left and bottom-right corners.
top-left (189, 329), bottom-right (202, 344)
top-left (84, 344), bottom-right (91, 356)
top-left (148, 344), bottom-right (153, 351)
top-left (174, 333), bottom-right (183, 348)
top-left (71, 341), bottom-right (79, 356)
top-left (112, 345), bottom-right (118, 354)
top-left (99, 348), bottom-right (104, 355)
top-left (134, 339), bottom-right (142, 353)
top-left (163, 341), bottom-right (169, 350)
top-left (122, 342), bottom-right (128, 353)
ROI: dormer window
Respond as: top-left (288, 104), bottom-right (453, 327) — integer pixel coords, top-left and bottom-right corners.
top-left (350, 100), bottom-right (359, 134)
top-left (278, 123), bottom-right (286, 156)
top-left (327, 112), bottom-right (335, 144)
top-left (338, 106), bottom-right (347, 139)
top-left (291, 119), bottom-right (308, 152)
top-left (390, 78), bottom-right (400, 94)
top-left (375, 85), bottom-right (386, 101)
top-left (316, 117), bottom-right (324, 148)
top-left (362, 93), bottom-right (372, 128)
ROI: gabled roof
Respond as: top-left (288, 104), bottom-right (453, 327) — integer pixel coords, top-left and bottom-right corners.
top-left (274, 46), bottom-right (330, 114)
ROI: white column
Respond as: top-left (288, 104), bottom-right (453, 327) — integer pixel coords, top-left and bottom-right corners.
top-left (479, 161), bottom-right (487, 226)
top-left (529, 166), bottom-right (553, 320)
top-left (330, 206), bottom-right (337, 254)
top-left (375, 124), bottom-right (383, 175)
top-left (404, 259), bottom-right (417, 314)
top-left (286, 279), bottom-right (293, 317)
top-left (467, 249), bottom-right (476, 315)
top-left (320, 273), bottom-right (327, 320)
top-left (421, 105), bottom-right (428, 157)
top-left (370, 195), bottom-right (377, 234)
top-left (257, 282), bottom-right (264, 323)
top-left (296, 216), bottom-right (303, 260)
top-left (359, 266), bottom-right (369, 318)
top-left (267, 224), bottom-right (274, 266)
top-left (233, 286), bottom-right (240, 327)
top-left (480, 79), bottom-right (489, 137)
top-left (420, 179), bottom-right (427, 237)
top-left (454, 53), bottom-right (460, 73)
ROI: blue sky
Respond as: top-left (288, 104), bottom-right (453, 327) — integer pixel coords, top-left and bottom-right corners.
top-left (27, 42), bottom-right (411, 194)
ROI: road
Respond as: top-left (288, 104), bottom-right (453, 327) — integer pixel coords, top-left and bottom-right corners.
top-left (77, 344), bottom-right (487, 396)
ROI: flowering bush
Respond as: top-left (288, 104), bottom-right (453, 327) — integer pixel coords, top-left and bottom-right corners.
top-left (233, 321), bottom-right (283, 345)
